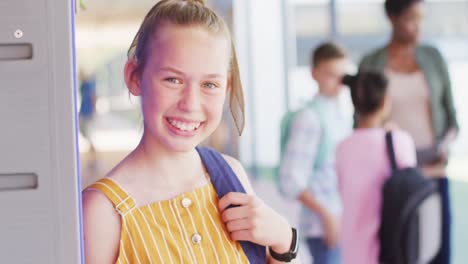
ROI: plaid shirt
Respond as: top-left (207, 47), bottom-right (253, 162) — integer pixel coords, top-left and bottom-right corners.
top-left (279, 95), bottom-right (352, 237)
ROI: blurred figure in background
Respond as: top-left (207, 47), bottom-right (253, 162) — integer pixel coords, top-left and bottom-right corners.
top-left (279, 42), bottom-right (352, 264)
top-left (337, 72), bottom-right (416, 264)
top-left (79, 68), bottom-right (97, 156)
top-left (359, 1), bottom-right (459, 263)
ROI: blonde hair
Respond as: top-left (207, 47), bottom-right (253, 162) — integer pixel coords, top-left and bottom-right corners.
top-left (127, 0), bottom-right (245, 135)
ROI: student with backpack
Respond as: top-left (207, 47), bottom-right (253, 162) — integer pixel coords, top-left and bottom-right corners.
top-left (337, 72), bottom-right (422, 264)
top-left (82, 1), bottom-right (299, 263)
top-left (279, 42), bottom-right (352, 264)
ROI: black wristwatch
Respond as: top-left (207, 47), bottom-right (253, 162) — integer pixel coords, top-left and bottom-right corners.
top-left (269, 227), bottom-right (299, 262)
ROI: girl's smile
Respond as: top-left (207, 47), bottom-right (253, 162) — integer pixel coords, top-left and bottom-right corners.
top-left (165, 116), bottom-right (204, 137)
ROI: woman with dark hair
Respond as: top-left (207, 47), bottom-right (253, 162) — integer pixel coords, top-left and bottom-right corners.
top-left (359, 1), bottom-right (458, 263)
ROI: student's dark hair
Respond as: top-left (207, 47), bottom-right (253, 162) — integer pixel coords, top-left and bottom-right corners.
top-left (384, 0), bottom-right (423, 17)
top-left (310, 42), bottom-right (346, 68)
top-left (342, 72), bottom-right (388, 116)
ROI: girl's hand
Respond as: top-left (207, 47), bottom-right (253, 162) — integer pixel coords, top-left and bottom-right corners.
top-left (218, 192), bottom-right (293, 253)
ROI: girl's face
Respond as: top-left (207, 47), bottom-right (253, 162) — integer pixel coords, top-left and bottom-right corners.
top-left (127, 24), bottom-right (231, 153)
top-left (390, 2), bottom-right (424, 45)
top-left (312, 58), bottom-right (349, 97)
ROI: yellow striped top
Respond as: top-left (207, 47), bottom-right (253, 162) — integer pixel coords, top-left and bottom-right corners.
top-left (87, 178), bottom-right (249, 264)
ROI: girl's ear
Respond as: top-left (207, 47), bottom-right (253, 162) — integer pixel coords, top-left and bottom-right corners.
top-left (311, 68), bottom-right (318, 81)
top-left (124, 59), bottom-right (142, 96)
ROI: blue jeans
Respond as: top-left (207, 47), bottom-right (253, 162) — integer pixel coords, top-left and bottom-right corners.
top-left (306, 238), bottom-right (341, 264)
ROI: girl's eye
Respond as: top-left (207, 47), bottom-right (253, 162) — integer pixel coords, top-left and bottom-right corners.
top-left (203, 82), bottom-right (218, 89)
top-left (165, 77), bottom-right (182, 84)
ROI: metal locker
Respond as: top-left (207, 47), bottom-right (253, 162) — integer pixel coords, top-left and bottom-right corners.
top-left (0, 0), bottom-right (82, 263)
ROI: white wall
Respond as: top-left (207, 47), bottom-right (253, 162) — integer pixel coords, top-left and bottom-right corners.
top-left (234, 0), bottom-right (286, 168)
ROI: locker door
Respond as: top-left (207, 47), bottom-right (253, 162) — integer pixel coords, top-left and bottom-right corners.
top-left (0, 0), bottom-right (82, 263)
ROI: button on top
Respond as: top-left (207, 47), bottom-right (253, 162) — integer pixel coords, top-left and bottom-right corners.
top-left (192, 233), bottom-right (202, 244)
top-left (181, 198), bottom-right (192, 208)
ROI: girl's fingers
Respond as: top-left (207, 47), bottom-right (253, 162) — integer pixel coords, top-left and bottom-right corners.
top-left (225, 218), bottom-right (253, 232)
top-left (221, 206), bottom-right (251, 222)
top-left (218, 192), bottom-right (254, 212)
top-left (230, 230), bottom-right (253, 242)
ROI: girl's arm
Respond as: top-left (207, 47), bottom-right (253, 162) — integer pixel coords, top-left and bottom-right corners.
top-left (221, 155), bottom-right (299, 263)
top-left (82, 190), bottom-right (121, 264)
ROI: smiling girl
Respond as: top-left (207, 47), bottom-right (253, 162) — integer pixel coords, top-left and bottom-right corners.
top-left (82, 1), bottom-right (298, 263)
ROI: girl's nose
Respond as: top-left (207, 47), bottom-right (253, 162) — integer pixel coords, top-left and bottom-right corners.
top-left (178, 83), bottom-right (202, 112)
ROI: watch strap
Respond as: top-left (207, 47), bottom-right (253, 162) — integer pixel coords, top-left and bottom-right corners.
top-left (269, 227), bottom-right (299, 262)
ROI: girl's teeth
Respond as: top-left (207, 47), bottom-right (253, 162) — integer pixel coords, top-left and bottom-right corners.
top-left (168, 118), bottom-right (200, 131)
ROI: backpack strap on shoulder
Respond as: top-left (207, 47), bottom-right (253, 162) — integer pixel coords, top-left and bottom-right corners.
top-left (196, 146), bottom-right (242, 198)
top-left (196, 146), bottom-right (267, 263)
top-left (86, 178), bottom-right (137, 216)
top-left (385, 131), bottom-right (398, 171)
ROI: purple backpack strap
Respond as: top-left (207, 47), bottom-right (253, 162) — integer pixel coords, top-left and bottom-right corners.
top-left (196, 146), bottom-right (266, 264)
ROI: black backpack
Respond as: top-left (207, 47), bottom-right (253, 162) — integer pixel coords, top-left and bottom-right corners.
top-left (379, 132), bottom-right (442, 264)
